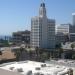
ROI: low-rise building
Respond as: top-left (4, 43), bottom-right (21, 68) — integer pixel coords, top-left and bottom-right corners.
top-left (56, 24), bottom-right (70, 34)
top-left (56, 33), bottom-right (69, 44)
top-left (56, 24), bottom-right (70, 45)
top-left (69, 33), bottom-right (75, 42)
top-left (12, 30), bottom-right (30, 45)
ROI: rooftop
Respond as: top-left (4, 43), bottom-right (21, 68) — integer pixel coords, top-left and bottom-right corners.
top-left (0, 61), bottom-right (72, 75)
top-left (0, 68), bottom-right (22, 75)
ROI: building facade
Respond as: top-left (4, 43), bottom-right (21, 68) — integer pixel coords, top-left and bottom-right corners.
top-left (12, 30), bottom-right (30, 45)
top-left (56, 24), bottom-right (70, 34)
top-left (56, 33), bottom-right (69, 44)
top-left (72, 13), bottom-right (75, 26)
top-left (69, 33), bottom-right (75, 42)
top-left (31, 2), bottom-right (55, 49)
top-left (56, 24), bottom-right (70, 44)
top-left (69, 13), bottom-right (75, 41)
top-left (69, 13), bottom-right (75, 33)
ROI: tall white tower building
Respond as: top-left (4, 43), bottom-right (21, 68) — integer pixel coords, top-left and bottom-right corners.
top-left (72, 13), bottom-right (75, 26)
top-left (31, 2), bottom-right (55, 49)
top-left (69, 13), bottom-right (75, 33)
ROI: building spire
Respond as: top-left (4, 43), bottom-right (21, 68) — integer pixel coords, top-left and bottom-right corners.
top-left (39, 0), bottom-right (46, 17)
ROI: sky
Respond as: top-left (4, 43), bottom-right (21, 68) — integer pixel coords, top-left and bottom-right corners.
top-left (0, 0), bottom-right (75, 35)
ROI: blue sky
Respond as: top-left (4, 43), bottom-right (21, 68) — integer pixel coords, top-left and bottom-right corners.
top-left (0, 0), bottom-right (75, 35)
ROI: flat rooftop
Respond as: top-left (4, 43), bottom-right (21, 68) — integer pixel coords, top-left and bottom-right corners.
top-left (0, 61), bottom-right (72, 75)
top-left (46, 59), bottom-right (75, 68)
top-left (0, 68), bottom-right (22, 75)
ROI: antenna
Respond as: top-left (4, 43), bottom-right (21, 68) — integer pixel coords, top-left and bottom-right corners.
top-left (41, 0), bottom-right (45, 3)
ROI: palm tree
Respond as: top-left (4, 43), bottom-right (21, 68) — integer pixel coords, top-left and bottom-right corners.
top-left (15, 49), bottom-right (20, 61)
top-left (40, 52), bottom-right (48, 62)
top-left (72, 54), bottom-right (75, 59)
top-left (56, 43), bottom-right (63, 58)
top-left (58, 48), bottom-right (63, 58)
top-left (28, 49), bottom-right (33, 60)
top-left (35, 47), bottom-right (40, 61)
top-left (20, 47), bottom-right (24, 54)
top-left (35, 47), bottom-right (44, 61)
top-left (71, 43), bottom-right (75, 59)
top-left (14, 47), bottom-right (24, 61)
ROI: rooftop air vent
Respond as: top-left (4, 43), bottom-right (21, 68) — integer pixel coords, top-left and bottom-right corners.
top-left (34, 72), bottom-right (41, 75)
top-left (41, 64), bottom-right (46, 67)
top-left (27, 70), bottom-right (32, 75)
top-left (9, 67), bottom-right (14, 70)
top-left (35, 67), bottom-right (41, 70)
top-left (17, 68), bottom-right (23, 72)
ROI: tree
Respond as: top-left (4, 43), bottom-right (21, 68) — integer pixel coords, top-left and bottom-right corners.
top-left (72, 54), bottom-right (75, 59)
top-left (70, 43), bottom-right (75, 59)
top-left (0, 39), bottom-right (9, 47)
top-left (14, 49), bottom-right (20, 61)
top-left (35, 47), bottom-right (40, 61)
top-left (71, 43), bottom-right (75, 50)
top-left (14, 47), bottom-right (25, 61)
top-left (65, 43), bottom-right (75, 59)
top-left (0, 51), bottom-right (2, 55)
top-left (56, 43), bottom-right (63, 58)
top-left (28, 49), bottom-right (33, 60)
top-left (19, 47), bottom-right (24, 54)
top-left (58, 48), bottom-right (63, 58)
top-left (35, 47), bottom-right (46, 61)
top-left (40, 52), bottom-right (48, 62)
top-left (55, 43), bottom-right (61, 49)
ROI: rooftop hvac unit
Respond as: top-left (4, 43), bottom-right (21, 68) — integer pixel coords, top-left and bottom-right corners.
top-left (17, 68), bottom-right (23, 72)
top-left (9, 67), bottom-right (14, 70)
top-left (39, 73), bottom-right (44, 75)
top-left (34, 72), bottom-right (41, 75)
top-left (35, 67), bottom-right (41, 70)
top-left (68, 68), bottom-right (73, 75)
top-left (27, 70), bottom-right (32, 75)
top-left (41, 64), bottom-right (46, 67)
